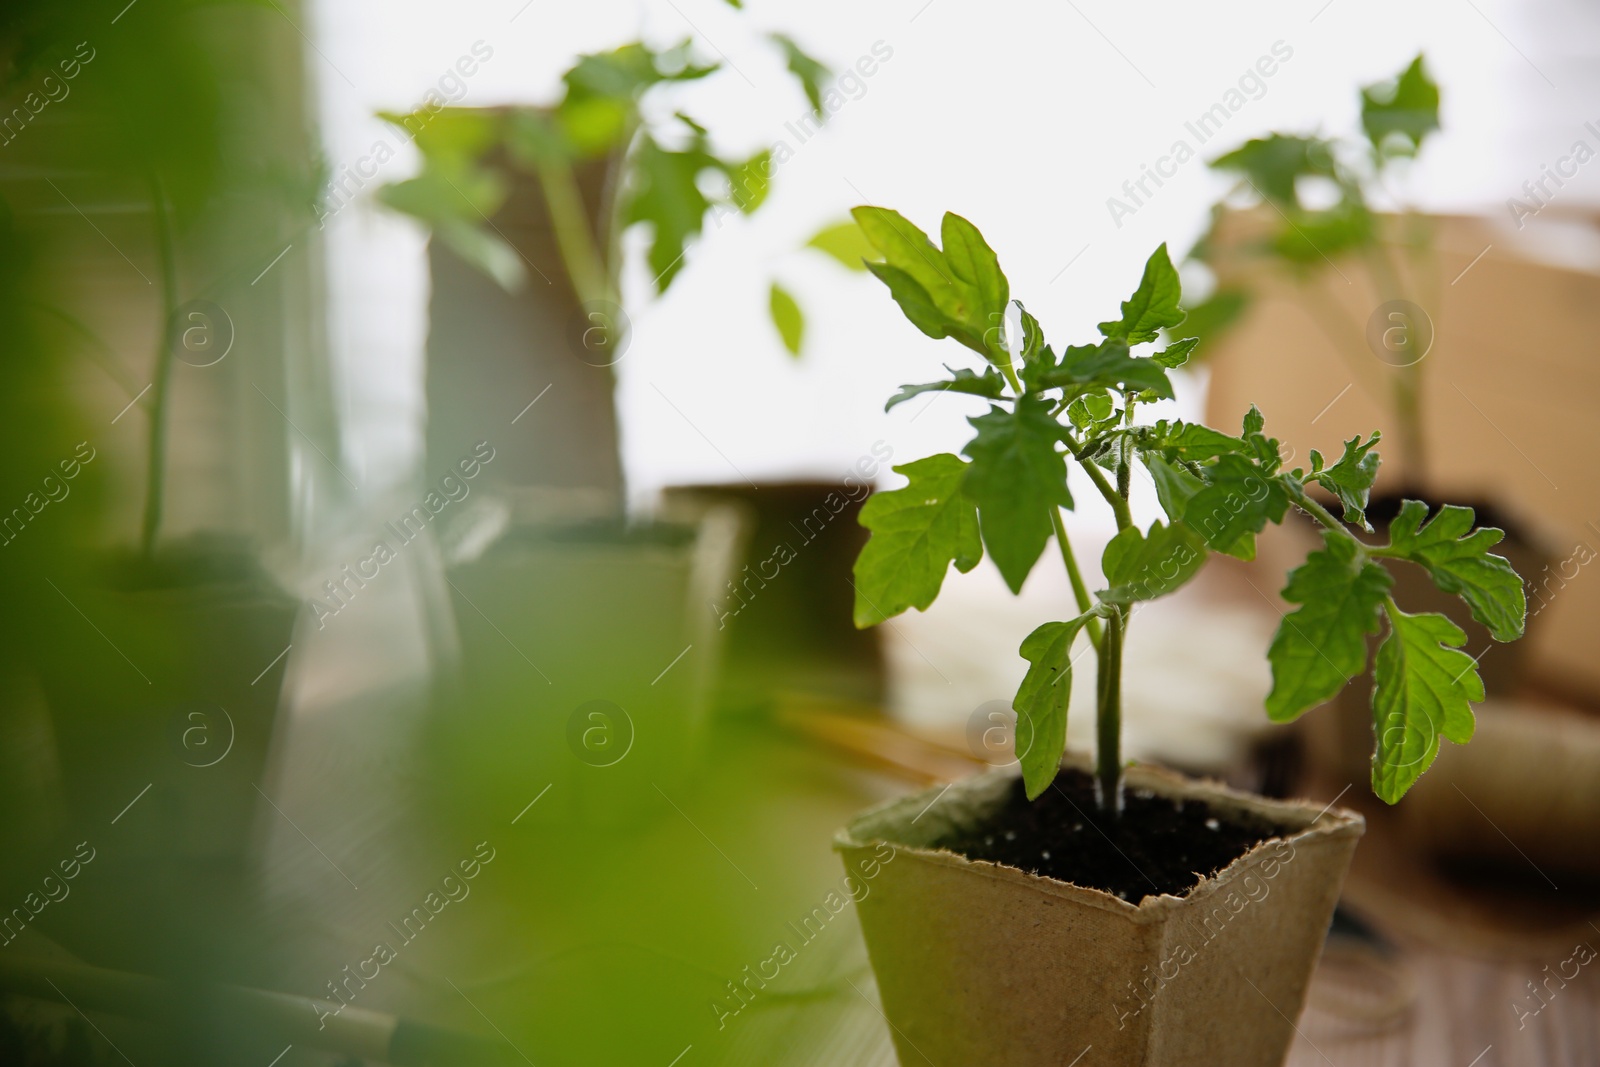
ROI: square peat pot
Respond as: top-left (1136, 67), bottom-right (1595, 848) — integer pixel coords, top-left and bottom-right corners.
top-left (835, 758), bottom-right (1363, 1067)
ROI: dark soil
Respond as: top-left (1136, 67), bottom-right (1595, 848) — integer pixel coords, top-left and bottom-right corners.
top-left (934, 769), bottom-right (1290, 903)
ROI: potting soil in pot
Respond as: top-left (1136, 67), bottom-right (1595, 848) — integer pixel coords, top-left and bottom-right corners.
top-left (934, 768), bottom-right (1290, 902)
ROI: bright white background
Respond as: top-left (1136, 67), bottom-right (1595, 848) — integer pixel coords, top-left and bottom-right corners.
top-left (303, 0), bottom-right (1600, 747)
top-left (307, 0), bottom-right (1600, 513)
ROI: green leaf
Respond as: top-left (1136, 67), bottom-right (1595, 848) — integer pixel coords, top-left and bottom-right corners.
top-left (1099, 244), bottom-right (1185, 344)
top-left (1210, 133), bottom-right (1339, 208)
top-left (1242, 405), bottom-right (1264, 437)
top-left (852, 454), bottom-right (982, 627)
top-left (1271, 200), bottom-right (1375, 265)
top-left (1147, 420), bottom-right (1247, 462)
top-left (379, 107), bottom-right (501, 164)
top-left (884, 366), bottom-right (1007, 412)
top-left (853, 207), bottom-right (949, 297)
top-left (1014, 616), bottom-right (1093, 800)
top-left (806, 220), bottom-right (877, 271)
top-left (1311, 432), bottom-right (1381, 529)
top-left (625, 133), bottom-right (719, 291)
top-left (769, 282), bottom-right (804, 356)
top-left (1152, 336), bottom-right (1198, 369)
top-left (1182, 454), bottom-right (1291, 560)
top-left (1176, 289), bottom-right (1249, 354)
top-left (1042, 339), bottom-right (1174, 399)
top-left (853, 206), bottom-right (1002, 360)
top-left (864, 262), bottom-right (961, 344)
top-left (962, 395), bottom-right (1072, 593)
top-left (1265, 533), bottom-right (1392, 720)
top-left (1145, 455), bottom-right (1204, 526)
top-left (376, 165), bottom-right (507, 226)
top-left (1065, 393), bottom-right (1113, 430)
top-left (433, 218), bottom-right (526, 291)
top-left (1371, 604), bottom-right (1484, 804)
top-left (1361, 54), bottom-right (1440, 158)
top-left (769, 33), bottom-right (831, 116)
top-left (941, 212), bottom-right (1009, 328)
top-left (1381, 501), bottom-right (1526, 642)
top-left (1099, 520), bottom-right (1207, 604)
top-left (1015, 303), bottom-right (1051, 367)
top-left (730, 150), bottom-right (772, 213)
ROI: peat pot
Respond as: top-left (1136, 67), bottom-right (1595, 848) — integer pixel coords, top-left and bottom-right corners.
top-left (835, 759), bottom-right (1364, 1067)
top-left (35, 542), bottom-right (299, 863)
top-left (435, 500), bottom-right (744, 828)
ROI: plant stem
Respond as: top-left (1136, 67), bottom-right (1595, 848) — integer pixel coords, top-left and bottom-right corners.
top-left (1393, 361), bottom-right (1427, 485)
top-left (1050, 507), bottom-right (1103, 651)
top-left (1296, 488), bottom-right (1350, 537)
top-left (1096, 604), bottom-right (1126, 816)
top-left (1083, 459), bottom-right (1132, 531)
top-left (997, 358), bottom-right (1023, 396)
top-left (141, 173), bottom-right (179, 559)
top-left (533, 151), bottom-right (611, 307)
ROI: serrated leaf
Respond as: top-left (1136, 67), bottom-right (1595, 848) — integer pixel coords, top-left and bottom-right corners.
top-left (1014, 616), bottom-right (1093, 799)
top-left (1266, 533), bottom-right (1392, 720)
top-left (1183, 454), bottom-right (1291, 560)
top-left (1242, 405), bottom-right (1264, 437)
top-left (1099, 520), bottom-right (1207, 603)
top-left (884, 366), bottom-right (1007, 412)
top-left (806, 220), bottom-right (876, 271)
top-left (1098, 244), bottom-right (1185, 344)
top-left (852, 454), bottom-right (982, 627)
top-left (1043, 339), bottom-right (1174, 399)
top-left (626, 133), bottom-right (719, 291)
top-left (1382, 501), bottom-right (1526, 642)
top-left (769, 282), bottom-right (803, 356)
top-left (1210, 133), bottom-right (1338, 208)
top-left (770, 33), bottom-right (831, 116)
top-left (1371, 604), bottom-right (1484, 803)
top-left (1361, 53), bottom-right (1439, 158)
top-left (1271, 200), bottom-right (1375, 265)
top-left (1314, 432), bottom-right (1381, 529)
top-left (1148, 421), bottom-right (1248, 462)
top-left (1015, 303), bottom-right (1048, 366)
top-left (963, 395), bottom-right (1072, 593)
top-left (1153, 336), bottom-right (1198, 369)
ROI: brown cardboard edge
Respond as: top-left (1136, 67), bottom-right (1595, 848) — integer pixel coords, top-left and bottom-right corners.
top-left (835, 753), bottom-right (1365, 920)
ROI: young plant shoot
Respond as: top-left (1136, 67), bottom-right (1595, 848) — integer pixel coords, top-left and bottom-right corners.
top-left (1195, 53), bottom-right (1442, 483)
top-left (848, 207), bottom-right (1525, 812)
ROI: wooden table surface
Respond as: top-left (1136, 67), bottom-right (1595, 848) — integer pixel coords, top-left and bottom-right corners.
top-left (23, 564), bottom-right (1598, 1066)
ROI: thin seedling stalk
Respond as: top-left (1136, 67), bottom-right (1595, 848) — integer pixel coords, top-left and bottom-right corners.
top-left (140, 173), bottom-right (179, 559)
